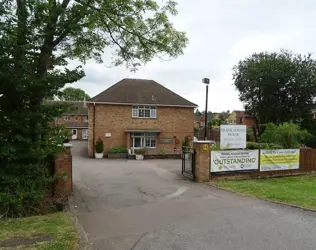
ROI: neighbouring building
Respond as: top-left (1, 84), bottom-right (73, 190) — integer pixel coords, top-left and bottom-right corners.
top-left (226, 110), bottom-right (256, 127)
top-left (87, 79), bottom-right (197, 157)
top-left (52, 101), bottom-right (89, 140)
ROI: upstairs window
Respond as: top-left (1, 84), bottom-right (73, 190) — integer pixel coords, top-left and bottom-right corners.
top-left (85, 115), bottom-right (89, 121)
top-left (64, 116), bottom-right (71, 121)
top-left (132, 106), bottom-right (156, 118)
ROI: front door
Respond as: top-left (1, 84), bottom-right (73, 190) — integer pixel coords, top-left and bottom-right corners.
top-left (132, 136), bottom-right (144, 154)
top-left (71, 129), bottom-right (77, 140)
top-left (82, 129), bottom-right (88, 140)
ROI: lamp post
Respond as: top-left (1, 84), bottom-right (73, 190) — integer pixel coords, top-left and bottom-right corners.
top-left (202, 78), bottom-right (210, 140)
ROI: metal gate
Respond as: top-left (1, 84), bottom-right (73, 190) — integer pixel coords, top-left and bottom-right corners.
top-left (182, 147), bottom-right (196, 180)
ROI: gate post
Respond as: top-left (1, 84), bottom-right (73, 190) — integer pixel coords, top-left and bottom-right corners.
top-left (193, 141), bottom-right (211, 182)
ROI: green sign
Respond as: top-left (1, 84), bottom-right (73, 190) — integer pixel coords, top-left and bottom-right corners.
top-left (159, 138), bottom-right (173, 144)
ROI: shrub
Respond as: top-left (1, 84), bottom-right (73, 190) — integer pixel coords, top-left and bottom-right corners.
top-left (134, 148), bottom-right (147, 155)
top-left (107, 146), bottom-right (127, 153)
top-left (159, 148), bottom-right (168, 155)
top-left (182, 135), bottom-right (191, 149)
top-left (95, 138), bottom-right (104, 153)
top-left (259, 122), bottom-right (310, 148)
top-left (246, 142), bottom-right (282, 150)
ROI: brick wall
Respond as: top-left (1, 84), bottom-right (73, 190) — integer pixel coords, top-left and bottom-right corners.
top-left (88, 104), bottom-right (194, 156)
top-left (54, 146), bottom-right (72, 197)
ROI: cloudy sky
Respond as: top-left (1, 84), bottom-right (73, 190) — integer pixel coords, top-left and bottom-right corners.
top-left (70, 0), bottom-right (316, 112)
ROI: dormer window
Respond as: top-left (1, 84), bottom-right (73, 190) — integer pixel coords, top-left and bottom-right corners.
top-left (132, 106), bottom-right (156, 118)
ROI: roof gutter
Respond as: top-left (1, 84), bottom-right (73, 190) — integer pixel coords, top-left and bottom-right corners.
top-left (86, 101), bottom-right (198, 108)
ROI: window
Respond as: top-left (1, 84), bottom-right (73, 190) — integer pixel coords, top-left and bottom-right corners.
top-left (75, 116), bottom-right (78, 121)
top-left (200, 122), bottom-right (205, 127)
top-left (64, 116), bottom-right (71, 121)
top-left (233, 120), bottom-right (236, 124)
top-left (85, 115), bottom-right (89, 121)
top-left (54, 117), bottom-right (59, 121)
top-left (132, 106), bottom-right (156, 118)
top-left (144, 133), bottom-right (156, 148)
top-left (239, 117), bottom-right (243, 123)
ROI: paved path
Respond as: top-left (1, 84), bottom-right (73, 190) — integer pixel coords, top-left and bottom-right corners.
top-left (71, 141), bottom-right (316, 250)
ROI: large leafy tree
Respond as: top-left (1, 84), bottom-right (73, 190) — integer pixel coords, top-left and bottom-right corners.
top-left (59, 87), bottom-right (90, 101)
top-left (233, 50), bottom-right (316, 128)
top-left (0, 0), bottom-right (187, 216)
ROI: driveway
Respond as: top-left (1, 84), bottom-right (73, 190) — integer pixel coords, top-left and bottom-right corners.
top-left (71, 141), bottom-right (316, 250)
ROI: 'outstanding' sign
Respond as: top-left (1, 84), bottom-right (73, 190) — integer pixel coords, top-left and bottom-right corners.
top-left (220, 125), bottom-right (246, 149)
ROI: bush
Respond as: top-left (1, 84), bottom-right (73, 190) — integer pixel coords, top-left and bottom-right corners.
top-left (182, 135), bottom-right (191, 148)
top-left (95, 138), bottom-right (104, 153)
top-left (107, 146), bottom-right (127, 153)
top-left (246, 142), bottom-right (283, 150)
top-left (259, 122), bottom-right (310, 148)
top-left (134, 148), bottom-right (147, 155)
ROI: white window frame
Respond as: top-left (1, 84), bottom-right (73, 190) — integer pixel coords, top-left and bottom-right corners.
top-left (85, 115), bottom-right (89, 121)
top-left (132, 106), bottom-right (157, 118)
top-left (64, 115), bottom-right (71, 121)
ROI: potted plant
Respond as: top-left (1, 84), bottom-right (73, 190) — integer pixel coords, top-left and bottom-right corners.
top-left (95, 137), bottom-right (104, 159)
top-left (134, 148), bottom-right (147, 160)
top-left (107, 146), bottom-right (128, 159)
top-left (182, 136), bottom-right (191, 159)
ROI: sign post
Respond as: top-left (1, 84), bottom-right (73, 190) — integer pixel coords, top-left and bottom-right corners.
top-left (220, 125), bottom-right (246, 149)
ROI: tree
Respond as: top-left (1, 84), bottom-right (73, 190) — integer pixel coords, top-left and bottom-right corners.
top-left (60, 87), bottom-right (90, 101)
top-left (259, 123), bottom-right (310, 148)
top-left (195, 109), bottom-right (202, 116)
top-left (0, 0), bottom-right (187, 216)
top-left (233, 50), bottom-right (316, 128)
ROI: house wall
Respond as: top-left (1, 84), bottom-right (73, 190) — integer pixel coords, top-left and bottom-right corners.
top-left (226, 111), bottom-right (237, 124)
top-left (54, 114), bottom-right (88, 125)
top-left (88, 104), bottom-right (194, 156)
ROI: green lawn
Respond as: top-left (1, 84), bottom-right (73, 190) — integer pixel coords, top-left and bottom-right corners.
top-left (0, 212), bottom-right (79, 249)
top-left (215, 175), bottom-right (316, 209)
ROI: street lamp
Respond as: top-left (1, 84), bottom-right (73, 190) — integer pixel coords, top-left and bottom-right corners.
top-left (202, 78), bottom-right (210, 140)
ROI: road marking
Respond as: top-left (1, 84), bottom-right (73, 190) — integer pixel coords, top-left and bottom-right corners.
top-left (165, 186), bottom-right (188, 199)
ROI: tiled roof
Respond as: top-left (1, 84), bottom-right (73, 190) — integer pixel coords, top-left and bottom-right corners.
top-left (65, 122), bottom-right (88, 128)
top-left (47, 100), bottom-right (88, 115)
top-left (89, 78), bottom-right (197, 107)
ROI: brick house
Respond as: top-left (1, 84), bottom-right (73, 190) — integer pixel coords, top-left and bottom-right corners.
top-left (226, 110), bottom-right (256, 127)
top-left (87, 79), bottom-right (197, 157)
top-left (52, 101), bottom-right (89, 140)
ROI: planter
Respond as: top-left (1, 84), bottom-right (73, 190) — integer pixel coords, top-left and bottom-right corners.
top-left (135, 154), bottom-right (144, 160)
top-left (95, 152), bottom-right (104, 159)
top-left (108, 153), bottom-right (128, 159)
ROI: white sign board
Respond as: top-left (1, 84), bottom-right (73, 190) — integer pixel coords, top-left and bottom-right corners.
top-left (105, 133), bottom-right (111, 137)
top-left (220, 125), bottom-right (246, 149)
top-left (211, 150), bottom-right (259, 172)
top-left (260, 149), bottom-right (300, 171)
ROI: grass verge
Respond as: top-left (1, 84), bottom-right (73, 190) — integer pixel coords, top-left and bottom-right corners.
top-left (0, 212), bottom-right (79, 249)
top-left (214, 175), bottom-right (316, 209)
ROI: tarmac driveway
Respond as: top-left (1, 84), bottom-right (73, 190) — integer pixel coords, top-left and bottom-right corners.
top-left (71, 141), bottom-right (316, 250)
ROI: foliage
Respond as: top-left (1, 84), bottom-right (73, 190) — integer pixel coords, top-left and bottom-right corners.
top-left (59, 87), bottom-right (90, 101)
top-left (0, 212), bottom-right (79, 249)
top-left (209, 115), bottom-right (227, 127)
top-left (259, 123), bottom-right (310, 148)
top-left (158, 147), bottom-right (168, 155)
top-left (194, 127), bottom-right (199, 137)
top-left (95, 138), bottom-right (104, 153)
top-left (107, 145), bottom-right (127, 153)
top-left (134, 148), bottom-right (147, 155)
top-left (215, 175), bottom-right (316, 209)
top-left (300, 116), bottom-right (316, 148)
top-left (233, 50), bottom-right (316, 126)
top-left (195, 109), bottom-right (202, 116)
top-left (0, 0), bottom-right (186, 216)
top-left (182, 135), bottom-right (191, 148)
top-left (246, 142), bottom-right (282, 150)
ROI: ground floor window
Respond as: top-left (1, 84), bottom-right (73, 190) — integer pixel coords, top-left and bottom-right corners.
top-left (131, 132), bottom-right (156, 148)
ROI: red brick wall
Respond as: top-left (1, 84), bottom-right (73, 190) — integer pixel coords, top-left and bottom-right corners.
top-left (54, 147), bottom-right (72, 197)
top-left (88, 104), bottom-right (194, 156)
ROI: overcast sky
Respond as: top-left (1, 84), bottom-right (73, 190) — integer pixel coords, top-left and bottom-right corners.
top-left (70, 0), bottom-right (316, 112)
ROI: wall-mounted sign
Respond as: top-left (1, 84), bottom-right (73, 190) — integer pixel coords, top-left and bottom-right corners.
top-left (220, 125), bottom-right (246, 149)
top-left (211, 150), bottom-right (259, 172)
top-left (202, 144), bottom-right (208, 151)
top-left (105, 133), bottom-right (111, 137)
top-left (159, 138), bottom-right (173, 144)
top-left (260, 149), bottom-right (300, 171)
